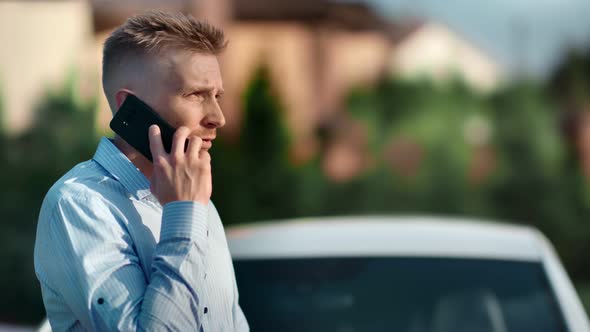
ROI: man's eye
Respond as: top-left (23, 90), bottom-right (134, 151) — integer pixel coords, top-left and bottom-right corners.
top-left (190, 92), bottom-right (205, 100)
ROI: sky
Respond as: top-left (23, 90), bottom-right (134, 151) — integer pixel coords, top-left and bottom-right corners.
top-left (365, 0), bottom-right (590, 79)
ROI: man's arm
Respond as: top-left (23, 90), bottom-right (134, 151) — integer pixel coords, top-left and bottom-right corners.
top-left (36, 191), bottom-right (210, 331)
top-left (36, 126), bottom-right (215, 331)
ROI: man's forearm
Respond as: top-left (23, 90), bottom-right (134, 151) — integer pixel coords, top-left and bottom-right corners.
top-left (85, 201), bottom-right (211, 331)
top-left (139, 201), bottom-right (210, 329)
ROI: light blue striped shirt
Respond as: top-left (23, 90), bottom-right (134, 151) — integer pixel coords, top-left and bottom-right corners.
top-left (34, 137), bottom-right (249, 331)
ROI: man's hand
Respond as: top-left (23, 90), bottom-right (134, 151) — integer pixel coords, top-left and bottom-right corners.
top-left (148, 125), bottom-right (212, 206)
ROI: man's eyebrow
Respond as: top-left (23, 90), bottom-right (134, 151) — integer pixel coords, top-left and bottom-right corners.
top-left (183, 85), bottom-right (224, 95)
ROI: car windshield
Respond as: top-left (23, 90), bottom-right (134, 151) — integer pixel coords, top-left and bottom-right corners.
top-left (234, 257), bottom-right (567, 332)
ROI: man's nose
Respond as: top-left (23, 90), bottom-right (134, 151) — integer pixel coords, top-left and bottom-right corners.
top-left (203, 99), bottom-right (226, 129)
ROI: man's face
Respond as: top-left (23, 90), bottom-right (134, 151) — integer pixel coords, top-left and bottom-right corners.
top-left (136, 50), bottom-right (226, 151)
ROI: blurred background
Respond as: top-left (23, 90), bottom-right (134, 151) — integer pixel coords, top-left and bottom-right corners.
top-left (1, 0), bottom-right (590, 328)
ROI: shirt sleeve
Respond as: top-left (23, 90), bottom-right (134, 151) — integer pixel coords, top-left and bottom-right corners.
top-left (34, 189), bottom-right (210, 331)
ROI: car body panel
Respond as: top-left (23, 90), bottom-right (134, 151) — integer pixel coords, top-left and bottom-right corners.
top-left (228, 216), bottom-right (541, 261)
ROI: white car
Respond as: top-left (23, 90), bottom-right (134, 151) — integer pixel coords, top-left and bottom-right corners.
top-left (227, 216), bottom-right (590, 332)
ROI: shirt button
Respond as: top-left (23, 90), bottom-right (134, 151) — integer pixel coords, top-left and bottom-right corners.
top-left (207, 229), bottom-right (209, 237)
top-left (204, 307), bottom-right (208, 314)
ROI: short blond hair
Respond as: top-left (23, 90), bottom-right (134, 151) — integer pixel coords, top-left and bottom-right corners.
top-left (102, 11), bottom-right (227, 109)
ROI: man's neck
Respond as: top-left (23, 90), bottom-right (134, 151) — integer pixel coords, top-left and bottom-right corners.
top-left (113, 136), bottom-right (153, 180)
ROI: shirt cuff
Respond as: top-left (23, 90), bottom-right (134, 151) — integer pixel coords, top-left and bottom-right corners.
top-left (160, 201), bottom-right (208, 243)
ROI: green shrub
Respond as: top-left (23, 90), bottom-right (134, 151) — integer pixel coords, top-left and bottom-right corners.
top-left (0, 74), bottom-right (98, 323)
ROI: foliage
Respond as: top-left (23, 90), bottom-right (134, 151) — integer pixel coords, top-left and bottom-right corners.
top-left (212, 67), bottom-right (300, 223)
top-left (0, 74), bottom-right (98, 323)
top-left (210, 63), bottom-right (590, 282)
top-left (548, 48), bottom-right (590, 108)
top-left (0, 82), bottom-right (4, 134)
top-left (210, 63), bottom-right (590, 284)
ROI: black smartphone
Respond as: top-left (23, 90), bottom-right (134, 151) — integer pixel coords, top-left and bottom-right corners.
top-left (109, 94), bottom-right (176, 162)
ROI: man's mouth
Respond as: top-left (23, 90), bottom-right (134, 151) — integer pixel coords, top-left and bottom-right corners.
top-left (201, 138), bottom-right (214, 149)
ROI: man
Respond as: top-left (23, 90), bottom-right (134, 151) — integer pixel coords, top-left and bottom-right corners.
top-left (34, 11), bottom-right (249, 331)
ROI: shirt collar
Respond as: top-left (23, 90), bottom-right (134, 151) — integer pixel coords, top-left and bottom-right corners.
top-left (92, 137), bottom-right (152, 200)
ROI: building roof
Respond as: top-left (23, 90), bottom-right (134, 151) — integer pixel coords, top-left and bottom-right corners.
top-left (91, 0), bottom-right (387, 33)
top-left (91, 0), bottom-right (186, 32)
top-left (234, 0), bottom-right (386, 31)
top-left (386, 19), bottom-right (426, 44)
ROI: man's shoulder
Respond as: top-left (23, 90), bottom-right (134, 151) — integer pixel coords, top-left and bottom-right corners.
top-left (34, 159), bottom-right (132, 289)
top-left (41, 159), bottom-right (126, 213)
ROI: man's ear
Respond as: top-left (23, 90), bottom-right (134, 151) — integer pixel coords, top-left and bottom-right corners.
top-left (114, 89), bottom-right (134, 110)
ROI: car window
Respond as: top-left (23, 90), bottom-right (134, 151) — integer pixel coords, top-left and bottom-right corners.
top-left (234, 257), bottom-right (567, 332)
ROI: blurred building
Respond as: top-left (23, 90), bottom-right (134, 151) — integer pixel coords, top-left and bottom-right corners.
top-left (1, 0), bottom-right (504, 163)
top-left (0, 0), bottom-right (94, 133)
top-left (389, 21), bottom-right (503, 92)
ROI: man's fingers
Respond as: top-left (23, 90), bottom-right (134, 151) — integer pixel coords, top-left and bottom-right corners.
top-left (187, 135), bottom-right (203, 161)
top-left (172, 126), bottom-right (190, 157)
top-left (199, 150), bottom-right (211, 165)
top-left (148, 125), bottom-right (165, 159)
